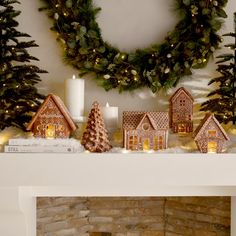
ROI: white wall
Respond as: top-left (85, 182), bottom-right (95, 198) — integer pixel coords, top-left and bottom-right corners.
top-left (16, 0), bottom-right (236, 124)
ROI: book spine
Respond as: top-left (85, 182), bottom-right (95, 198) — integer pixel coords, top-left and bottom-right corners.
top-left (8, 139), bottom-right (37, 145)
top-left (4, 145), bottom-right (75, 153)
top-left (8, 139), bottom-right (77, 146)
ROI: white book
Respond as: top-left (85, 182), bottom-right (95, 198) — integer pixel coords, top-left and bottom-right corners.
top-left (4, 145), bottom-right (76, 153)
top-left (8, 138), bottom-right (79, 147)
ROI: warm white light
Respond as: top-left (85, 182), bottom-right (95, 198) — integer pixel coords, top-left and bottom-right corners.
top-left (106, 102), bottom-right (110, 107)
top-left (208, 141), bottom-right (217, 153)
top-left (72, 74), bottom-right (76, 79)
top-left (0, 135), bottom-right (9, 145)
top-left (145, 150), bottom-right (155, 154)
top-left (121, 149), bottom-right (130, 154)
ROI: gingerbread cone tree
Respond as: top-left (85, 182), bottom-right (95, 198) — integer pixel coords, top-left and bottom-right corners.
top-left (81, 101), bottom-right (112, 152)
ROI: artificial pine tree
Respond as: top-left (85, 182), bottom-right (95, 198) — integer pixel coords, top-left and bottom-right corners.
top-left (0, 0), bottom-right (47, 130)
top-left (201, 12), bottom-right (236, 125)
top-left (81, 101), bottom-right (112, 152)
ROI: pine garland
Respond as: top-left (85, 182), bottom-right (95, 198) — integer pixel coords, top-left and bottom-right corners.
top-left (40, 0), bottom-right (227, 93)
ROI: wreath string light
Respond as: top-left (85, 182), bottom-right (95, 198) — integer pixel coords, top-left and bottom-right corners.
top-left (40, 0), bottom-right (228, 93)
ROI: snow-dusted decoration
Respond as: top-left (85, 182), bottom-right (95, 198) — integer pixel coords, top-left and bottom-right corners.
top-left (123, 111), bottom-right (169, 151)
top-left (27, 94), bottom-right (76, 138)
top-left (193, 113), bottom-right (230, 153)
top-left (169, 87), bottom-right (194, 133)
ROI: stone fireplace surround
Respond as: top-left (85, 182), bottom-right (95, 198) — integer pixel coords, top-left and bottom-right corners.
top-left (1, 153), bottom-right (236, 236)
top-left (37, 197), bottom-right (230, 236)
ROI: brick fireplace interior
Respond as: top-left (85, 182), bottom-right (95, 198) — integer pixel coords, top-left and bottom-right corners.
top-left (37, 197), bottom-right (230, 236)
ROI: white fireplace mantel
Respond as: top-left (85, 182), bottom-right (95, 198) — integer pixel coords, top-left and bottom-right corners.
top-left (0, 153), bottom-right (236, 236)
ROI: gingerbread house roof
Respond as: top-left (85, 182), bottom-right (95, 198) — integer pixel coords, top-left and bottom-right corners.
top-left (123, 111), bottom-right (169, 130)
top-left (170, 87), bottom-right (194, 103)
top-left (26, 94), bottom-right (77, 131)
top-left (193, 113), bottom-right (230, 141)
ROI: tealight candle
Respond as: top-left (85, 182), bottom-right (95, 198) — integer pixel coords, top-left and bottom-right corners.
top-left (101, 102), bottom-right (118, 133)
top-left (65, 75), bottom-right (85, 121)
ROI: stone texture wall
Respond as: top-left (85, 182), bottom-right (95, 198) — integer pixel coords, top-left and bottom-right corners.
top-left (37, 197), bottom-right (230, 236)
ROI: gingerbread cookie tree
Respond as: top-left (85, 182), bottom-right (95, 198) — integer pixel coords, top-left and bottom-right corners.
top-left (81, 102), bottom-right (112, 152)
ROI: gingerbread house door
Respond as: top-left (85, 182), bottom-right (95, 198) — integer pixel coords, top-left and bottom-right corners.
top-left (178, 123), bottom-right (186, 133)
top-left (142, 138), bottom-right (150, 151)
top-left (208, 141), bottom-right (217, 153)
top-left (45, 124), bottom-right (56, 139)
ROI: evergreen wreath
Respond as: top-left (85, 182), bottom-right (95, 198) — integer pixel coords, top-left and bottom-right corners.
top-left (40, 0), bottom-right (228, 93)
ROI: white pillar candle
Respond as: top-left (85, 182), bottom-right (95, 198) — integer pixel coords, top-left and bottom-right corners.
top-left (101, 102), bottom-right (118, 131)
top-left (65, 75), bottom-right (85, 121)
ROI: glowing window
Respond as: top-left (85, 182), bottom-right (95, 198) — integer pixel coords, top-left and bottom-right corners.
top-left (45, 124), bottom-right (55, 139)
top-left (129, 136), bottom-right (138, 150)
top-left (178, 124), bottom-right (186, 133)
top-left (154, 136), bottom-right (164, 150)
top-left (208, 130), bottom-right (216, 137)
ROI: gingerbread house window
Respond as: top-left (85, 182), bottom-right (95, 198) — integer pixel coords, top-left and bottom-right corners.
top-left (142, 123), bottom-right (150, 131)
top-left (208, 130), bottom-right (217, 138)
top-left (36, 125), bottom-right (42, 131)
top-left (178, 123), bottom-right (186, 133)
top-left (45, 124), bottom-right (55, 139)
top-left (58, 125), bottom-right (65, 132)
top-left (129, 135), bottom-right (138, 150)
top-left (180, 99), bottom-right (186, 106)
top-left (154, 136), bottom-right (158, 150)
top-left (154, 136), bottom-right (164, 150)
top-left (158, 136), bottom-right (164, 149)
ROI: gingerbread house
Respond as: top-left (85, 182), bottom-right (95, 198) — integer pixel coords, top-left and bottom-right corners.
top-left (123, 111), bottom-right (169, 151)
top-left (169, 87), bottom-right (194, 133)
top-left (193, 113), bottom-right (230, 153)
top-left (27, 94), bottom-right (76, 138)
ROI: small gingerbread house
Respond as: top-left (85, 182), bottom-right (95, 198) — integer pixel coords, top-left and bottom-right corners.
top-left (193, 113), bottom-right (230, 153)
top-left (27, 94), bottom-right (76, 138)
top-left (169, 87), bottom-right (194, 133)
top-left (123, 111), bottom-right (169, 151)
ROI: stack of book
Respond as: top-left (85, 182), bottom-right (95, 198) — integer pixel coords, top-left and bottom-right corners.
top-left (4, 138), bottom-right (83, 153)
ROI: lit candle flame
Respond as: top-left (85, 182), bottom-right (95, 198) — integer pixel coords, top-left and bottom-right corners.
top-left (72, 75), bottom-right (76, 79)
top-left (106, 102), bottom-right (110, 107)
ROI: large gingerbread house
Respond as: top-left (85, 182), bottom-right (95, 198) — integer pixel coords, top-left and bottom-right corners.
top-left (193, 113), bottom-right (230, 153)
top-left (169, 87), bottom-right (194, 133)
top-left (123, 111), bottom-right (169, 151)
top-left (27, 94), bottom-right (76, 138)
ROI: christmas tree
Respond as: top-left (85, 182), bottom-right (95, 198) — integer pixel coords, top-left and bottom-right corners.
top-left (0, 0), bottom-right (47, 130)
top-left (81, 101), bottom-right (112, 152)
top-left (201, 12), bottom-right (236, 125)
